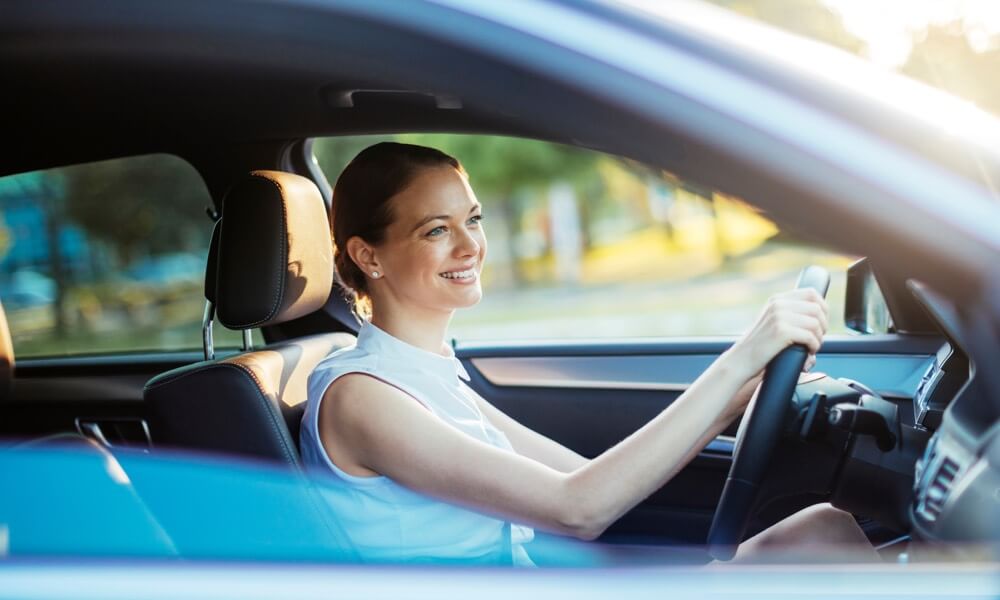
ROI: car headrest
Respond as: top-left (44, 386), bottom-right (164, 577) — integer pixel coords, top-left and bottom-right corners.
top-left (215, 171), bottom-right (333, 330)
top-left (0, 299), bottom-right (14, 400)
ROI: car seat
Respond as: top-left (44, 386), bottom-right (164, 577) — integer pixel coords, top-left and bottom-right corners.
top-left (144, 171), bottom-right (355, 467)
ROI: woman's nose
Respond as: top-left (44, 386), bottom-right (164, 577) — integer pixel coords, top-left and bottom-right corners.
top-left (455, 226), bottom-right (481, 257)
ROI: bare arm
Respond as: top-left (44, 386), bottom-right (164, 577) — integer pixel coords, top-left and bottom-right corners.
top-left (474, 369), bottom-right (766, 475)
top-left (474, 396), bottom-right (589, 473)
top-left (323, 347), bottom-right (753, 540)
top-left (320, 289), bottom-right (827, 540)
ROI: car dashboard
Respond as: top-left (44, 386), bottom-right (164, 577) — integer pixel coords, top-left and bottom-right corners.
top-left (906, 284), bottom-right (1000, 551)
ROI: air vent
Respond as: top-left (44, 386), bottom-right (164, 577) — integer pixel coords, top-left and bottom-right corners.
top-left (916, 457), bottom-right (960, 523)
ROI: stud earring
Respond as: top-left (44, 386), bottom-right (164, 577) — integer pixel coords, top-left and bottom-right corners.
top-left (371, 271), bottom-right (379, 278)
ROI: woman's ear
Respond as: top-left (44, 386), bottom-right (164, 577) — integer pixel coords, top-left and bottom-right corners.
top-left (346, 236), bottom-right (380, 278)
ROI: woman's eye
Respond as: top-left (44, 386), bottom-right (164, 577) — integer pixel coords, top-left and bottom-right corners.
top-left (468, 215), bottom-right (483, 226)
top-left (426, 226), bottom-right (446, 237)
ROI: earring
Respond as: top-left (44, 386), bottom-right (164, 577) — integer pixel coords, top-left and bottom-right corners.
top-left (371, 271), bottom-right (379, 278)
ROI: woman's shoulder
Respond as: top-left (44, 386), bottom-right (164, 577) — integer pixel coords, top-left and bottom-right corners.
top-left (309, 345), bottom-right (422, 400)
top-left (308, 344), bottom-right (378, 395)
top-left (312, 343), bottom-right (375, 374)
top-left (324, 370), bottom-right (401, 402)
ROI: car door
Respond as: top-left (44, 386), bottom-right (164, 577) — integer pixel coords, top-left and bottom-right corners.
top-left (456, 332), bottom-right (941, 547)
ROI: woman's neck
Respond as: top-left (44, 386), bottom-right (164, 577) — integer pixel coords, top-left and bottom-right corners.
top-left (370, 308), bottom-right (453, 356)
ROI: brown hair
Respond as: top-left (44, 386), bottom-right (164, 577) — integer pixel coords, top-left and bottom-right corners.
top-left (331, 141), bottom-right (465, 319)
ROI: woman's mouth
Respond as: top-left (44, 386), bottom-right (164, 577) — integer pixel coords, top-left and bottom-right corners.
top-left (439, 268), bottom-right (477, 282)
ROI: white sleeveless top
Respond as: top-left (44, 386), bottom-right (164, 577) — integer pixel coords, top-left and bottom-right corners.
top-left (300, 322), bottom-right (535, 566)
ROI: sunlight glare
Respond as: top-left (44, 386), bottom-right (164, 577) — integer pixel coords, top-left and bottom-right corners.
top-left (823, 0), bottom-right (1000, 67)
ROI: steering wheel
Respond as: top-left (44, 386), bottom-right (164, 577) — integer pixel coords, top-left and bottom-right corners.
top-left (707, 265), bottom-right (831, 560)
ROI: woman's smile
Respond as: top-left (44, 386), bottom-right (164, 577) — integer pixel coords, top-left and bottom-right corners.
top-left (439, 264), bottom-right (479, 283)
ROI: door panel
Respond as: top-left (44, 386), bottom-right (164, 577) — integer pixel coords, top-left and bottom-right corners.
top-left (458, 333), bottom-right (942, 545)
top-left (0, 352), bottom-right (206, 444)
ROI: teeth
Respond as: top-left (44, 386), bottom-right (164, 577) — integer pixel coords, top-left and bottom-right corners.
top-left (441, 269), bottom-right (475, 279)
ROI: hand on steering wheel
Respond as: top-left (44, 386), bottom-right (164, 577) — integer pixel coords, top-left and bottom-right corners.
top-left (707, 266), bottom-right (831, 560)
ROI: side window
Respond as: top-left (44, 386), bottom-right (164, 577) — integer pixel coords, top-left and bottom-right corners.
top-left (0, 154), bottom-right (252, 357)
top-left (314, 135), bottom-right (856, 341)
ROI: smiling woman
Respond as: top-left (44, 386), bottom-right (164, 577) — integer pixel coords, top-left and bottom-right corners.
top-left (331, 142), bottom-right (486, 318)
top-left (298, 141), bottom-right (875, 566)
top-left (330, 143), bottom-right (483, 322)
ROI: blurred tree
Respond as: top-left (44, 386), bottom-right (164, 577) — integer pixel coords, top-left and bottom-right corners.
top-left (311, 135), bottom-right (397, 188)
top-left (902, 24), bottom-right (1000, 115)
top-left (39, 176), bottom-right (70, 336)
top-left (708, 0), bottom-right (864, 55)
top-left (0, 173), bottom-right (73, 336)
top-left (712, 1), bottom-right (1000, 120)
top-left (0, 215), bottom-right (10, 261)
top-left (57, 154), bottom-right (213, 267)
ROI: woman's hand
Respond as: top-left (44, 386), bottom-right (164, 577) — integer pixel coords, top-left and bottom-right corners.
top-left (725, 288), bottom-right (829, 387)
top-left (713, 288), bottom-right (827, 423)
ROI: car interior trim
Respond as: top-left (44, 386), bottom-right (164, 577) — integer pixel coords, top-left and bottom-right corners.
top-left (470, 353), bottom-right (935, 398)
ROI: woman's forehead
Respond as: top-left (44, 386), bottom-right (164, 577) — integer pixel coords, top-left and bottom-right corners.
top-left (391, 166), bottom-right (477, 220)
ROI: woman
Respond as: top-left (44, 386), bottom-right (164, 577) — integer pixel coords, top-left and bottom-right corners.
top-left (300, 142), bottom-right (875, 566)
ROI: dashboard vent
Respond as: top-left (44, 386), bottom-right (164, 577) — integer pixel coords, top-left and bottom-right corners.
top-left (916, 457), bottom-right (960, 523)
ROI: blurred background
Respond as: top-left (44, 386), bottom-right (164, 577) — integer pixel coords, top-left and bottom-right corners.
top-left (2, 0), bottom-right (997, 355)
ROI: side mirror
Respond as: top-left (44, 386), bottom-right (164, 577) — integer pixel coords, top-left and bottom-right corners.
top-left (845, 258), bottom-right (893, 334)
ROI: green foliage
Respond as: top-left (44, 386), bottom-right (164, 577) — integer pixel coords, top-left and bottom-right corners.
top-left (401, 134), bottom-right (598, 196)
top-left (57, 154), bottom-right (213, 265)
top-left (311, 135), bottom-right (398, 189)
top-left (313, 134), bottom-right (600, 198)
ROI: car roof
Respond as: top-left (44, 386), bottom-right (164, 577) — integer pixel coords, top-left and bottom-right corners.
top-left (3, 0), bottom-right (1000, 301)
top-left (4, 0), bottom-right (999, 178)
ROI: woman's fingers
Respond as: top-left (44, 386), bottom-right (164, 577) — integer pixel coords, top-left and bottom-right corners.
top-left (778, 314), bottom-right (823, 354)
top-left (782, 290), bottom-right (830, 323)
top-left (770, 298), bottom-right (829, 335)
top-left (731, 288), bottom-right (830, 381)
top-left (784, 311), bottom-right (824, 338)
top-left (788, 299), bottom-right (828, 334)
top-left (786, 287), bottom-right (829, 312)
top-left (759, 308), bottom-right (823, 356)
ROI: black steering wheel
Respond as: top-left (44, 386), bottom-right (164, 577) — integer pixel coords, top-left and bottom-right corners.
top-left (707, 266), bottom-right (831, 560)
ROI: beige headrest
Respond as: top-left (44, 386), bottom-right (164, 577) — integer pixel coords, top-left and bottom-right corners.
top-left (214, 171), bottom-right (334, 329)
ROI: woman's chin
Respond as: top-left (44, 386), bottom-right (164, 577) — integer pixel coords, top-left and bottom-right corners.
top-left (449, 286), bottom-right (483, 308)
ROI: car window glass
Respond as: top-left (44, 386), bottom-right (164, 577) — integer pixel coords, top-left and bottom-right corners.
top-left (314, 134), bottom-right (857, 341)
top-left (0, 154), bottom-right (259, 357)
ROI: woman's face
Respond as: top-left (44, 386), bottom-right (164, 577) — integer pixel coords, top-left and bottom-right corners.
top-left (370, 165), bottom-right (487, 315)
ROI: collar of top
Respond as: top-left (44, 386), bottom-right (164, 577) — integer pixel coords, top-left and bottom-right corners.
top-left (357, 321), bottom-right (471, 382)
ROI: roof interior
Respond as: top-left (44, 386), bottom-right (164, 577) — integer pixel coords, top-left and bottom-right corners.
top-left (2, 49), bottom-right (572, 177)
